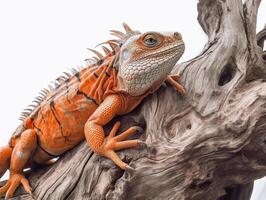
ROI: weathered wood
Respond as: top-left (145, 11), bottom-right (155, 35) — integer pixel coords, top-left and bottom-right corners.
top-left (1, 0), bottom-right (266, 199)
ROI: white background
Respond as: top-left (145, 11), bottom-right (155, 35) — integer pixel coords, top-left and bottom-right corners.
top-left (0, 1), bottom-right (265, 199)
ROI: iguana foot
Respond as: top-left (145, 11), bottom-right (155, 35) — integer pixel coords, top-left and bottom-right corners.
top-left (99, 121), bottom-right (144, 170)
top-left (0, 174), bottom-right (32, 199)
top-left (166, 75), bottom-right (185, 95)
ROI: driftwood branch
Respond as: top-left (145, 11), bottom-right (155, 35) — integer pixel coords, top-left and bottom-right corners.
top-left (1, 0), bottom-right (266, 199)
top-left (257, 24), bottom-right (266, 61)
top-left (243, 0), bottom-right (261, 51)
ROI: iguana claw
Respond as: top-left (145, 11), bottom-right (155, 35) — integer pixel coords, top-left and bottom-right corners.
top-left (125, 165), bottom-right (135, 172)
top-left (138, 141), bottom-right (147, 149)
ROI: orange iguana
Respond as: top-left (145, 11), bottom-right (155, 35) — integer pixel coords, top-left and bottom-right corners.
top-left (0, 24), bottom-right (185, 199)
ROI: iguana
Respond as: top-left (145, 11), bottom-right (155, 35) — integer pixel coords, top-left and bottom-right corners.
top-left (0, 23), bottom-right (185, 199)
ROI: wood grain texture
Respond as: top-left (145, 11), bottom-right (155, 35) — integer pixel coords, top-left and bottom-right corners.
top-left (1, 0), bottom-right (266, 199)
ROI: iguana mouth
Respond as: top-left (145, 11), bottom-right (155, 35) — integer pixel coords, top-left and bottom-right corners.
top-left (136, 43), bottom-right (185, 60)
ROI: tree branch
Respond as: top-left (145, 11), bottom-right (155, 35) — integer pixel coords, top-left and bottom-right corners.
top-left (243, 0), bottom-right (262, 46)
top-left (257, 24), bottom-right (266, 61)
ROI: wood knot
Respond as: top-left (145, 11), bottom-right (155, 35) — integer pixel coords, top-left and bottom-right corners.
top-left (189, 179), bottom-right (212, 190)
top-left (225, 117), bottom-right (249, 137)
top-left (218, 63), bottom-right (236, 87)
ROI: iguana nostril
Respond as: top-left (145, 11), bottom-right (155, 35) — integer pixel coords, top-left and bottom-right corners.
top-left (174, 32), bottom-right (182, 40)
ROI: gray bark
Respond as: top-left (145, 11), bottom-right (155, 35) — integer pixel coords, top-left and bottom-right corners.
top-left (1, 0), bottom-right (266, 199)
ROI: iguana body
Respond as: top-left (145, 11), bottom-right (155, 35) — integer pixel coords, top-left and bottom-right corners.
top-left (0, 24), bottom-right (185, 199)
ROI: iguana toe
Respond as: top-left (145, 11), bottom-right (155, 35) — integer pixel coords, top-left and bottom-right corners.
top-left (0, 174), bottom-right (32, 199)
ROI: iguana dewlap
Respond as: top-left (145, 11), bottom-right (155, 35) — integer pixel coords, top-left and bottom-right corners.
top-left (0, 24), bottom-right (185, 199)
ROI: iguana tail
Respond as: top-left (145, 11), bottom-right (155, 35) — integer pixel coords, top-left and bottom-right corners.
top-left (0, 146), bottom-right (12, 180)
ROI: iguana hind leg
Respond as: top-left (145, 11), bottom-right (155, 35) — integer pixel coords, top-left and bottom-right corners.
top-left (0, 129), bottom-right (37, 199)
top-left (0, 146), bottom-right (12, 179)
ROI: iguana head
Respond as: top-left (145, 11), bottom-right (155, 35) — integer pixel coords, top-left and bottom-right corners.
top-left (115, 25), bottom-right (185, 96)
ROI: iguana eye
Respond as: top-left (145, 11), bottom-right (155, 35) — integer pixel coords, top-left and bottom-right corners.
top-left (143, 34), bottom-right (158, 47)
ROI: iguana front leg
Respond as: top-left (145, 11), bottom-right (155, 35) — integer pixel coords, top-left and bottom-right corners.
top-left (84, 94), bottom-right (143, 170)
top-left (166, 75), bottom-right (185, 95)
